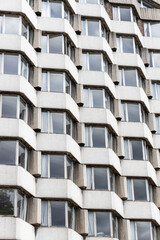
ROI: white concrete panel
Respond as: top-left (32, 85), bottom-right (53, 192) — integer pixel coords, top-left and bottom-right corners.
top-left (146, 67), bottom-right (160, 81)
top-left (150, 100), bottom-right (160, 114)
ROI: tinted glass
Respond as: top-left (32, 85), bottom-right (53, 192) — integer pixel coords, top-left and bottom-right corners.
top-left (19, 143), bottom-right (25, 168)
top-left (51, 201), bottom-right (65, 226)
top-left (4, 54), bottom-right (18, 75)
top-left (132, 140), bottom-right (143, 160)
top-left (120, 7), bottom-right (131, 21)
top-left (88, 20), bottom-right (100, 36)
top-left (50, 1), bottom-right (62, 18)
top-left (133, 179), bottom-right (147, 200)
top-left (0, 189), bottom-right (14, 215)
top-left (50, 73), bottom-right (63, 92)
top-left (128, 104), bottom-right (140, 122)
top-left (123, 38), bottom-right (134, 53)
top-left (92, 90), bottom-right (103, 108)
top-left (49, 35), bottom-right (63, 53)
top-left (94, 168), bottom-right (108, 189)
top-left (2, 95), bottom-right (17, 118)
top-left (92, 127), bottom-right (105, 147)
top-left (137, 222), bottom-right (151, 240)
top-left (50, 155), bottom-right (64, 178)
top-left (96, 212), bottom-right (110, 236)
top-left (124, 69), bottom-right (137, 86)
top-left (52, 112), bottom-right (64, 133)
top-left (5, 16), bottom-right (19, 34)
top-left (0, 141), bottom-right (16, 165)
top-left (89, 54), bottom-right (101, 71)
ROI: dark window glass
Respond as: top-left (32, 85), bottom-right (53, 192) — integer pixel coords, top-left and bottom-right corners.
top-left (50, 155), bottom-right (64, 178)
top-left (92, 90), bottom-right (103, 108)
top-left (0, 141), bottom-right (16, 165)
top-left (123, 38), bottom-right (134, 53)
top-left (17, 191), bottom-right (24, 219)
top-left (96, 212), bottom-right (110, 236)
top-left (89, 54), bottom-right (101, 71)
top-left (68, 203), bottom-right (74, 229)
top-left (4, 54), bottom-right (18, 75)
top-left (51, 112), bottom-right (64, 133)
top-left (50, 73), bottom-right (63, 92)
top-left (67, 158), bottom-right (72, 180)
top-left (51, 201), bottom-right (65, 226)
top-left (49, 35), bottom-right (63, 54)
top-left (0, 189), bottom-right (14, 215)
top-left (92, 127), bottom-right (105, 147)
top-left (124, 69), bottom-right (137, 86)
top-left (19, 143), bottom-right (25, 168)
top-left (132, 140), bottom-right (143, 160)
top-left (120, 7), bottom-right (131, 21)
top-left (137, 222), bottom-right (151, 240)
top-left (128, 104), bottom-right (140, 122)
top-left (50, 1), bottom-right (62, 18)
top-left (94, 168), bottom-right (108, 189)
top-left (66, 114), bottom-right (71, 135)
top-left (2, 95), bottom-right (17, 118)
top-left (88, 20), bottom-right (99, 36)
top-left (133, 179), bottom-right (147, 201)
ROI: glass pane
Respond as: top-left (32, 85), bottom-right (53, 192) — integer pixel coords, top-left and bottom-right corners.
top-left (85, 126), bottom-right (91, 146)
top-left (113, 7), bottom-right (119, 21)
top-left (124, 69), bottom-right (137, 86)
top-left (88, 20), bottom-right (100, 36)
top-left (2, 95), bottom-right (17, 118)
top-left (82, 53), bottom-right (87, 70)
top-left (68, 203), bottom-right (75, 229)
top-left (124, 140), bottom-right (129, 159)
top-left (88, 211), bottom-right (94, 235)
top-left (132, 140), bottom-right (143, 160)
top-left (67, 157), bottom-right (73, 180)
top-left (42, 71), bottom-right (48, 91)
top-left (92, 127), bottom-right (105, 147)
top-left (41, 200), bottom-right (48, 226)
top-left (0, 141), bottom-right (16, 165)
top-left (127, 179), bottom-right (133, 200)
top-left (41, 35), bottom-right (47, 53)
top-left (51, 112), bottom-right (64, 133)
top-left (51, 201), bottom-right (65, 226)
top-left (137, 222), bottom-right (151, 240)
top-left (0, 16), bottom-right (3, 33)
top-left (49, 35), bottom-right (63, 53)
top-left (120, 7), bottom-right (131, 21)
top-left (0, 189), bottom-right (14, 215)
top-left (65, 75), bottom-right (70, 95)
top-left (50, 155), bottom-right (64, 178)
top-left (87, 167), bottom-right (92, 189)
top-left (144, 22), bottom-right (150, 37)
top-left (133, 179), bottom-right (147, 200)
top-left (5, 16), bottom-right (19, 34)
top-left (42, 0), bottom-right (48, 17)
top-left (130, 221), bottom-right (136, 240)
top-left (66, 114), bottom-right (71, 135)
top-left (122, 38), bottom-right (134, 53)
top-left (41, 154), bottom-right (48, 177)
top-left (41, 111), bottom-right (48, 132)
top-left (153, 53), bottom-right (160, 67)
top-left (4, 54), bottom-right (18, 75)
top-left (94, 168), bottom-right (108, 189)
top-left (151, 22), bottom-right (160, 37)
top-left (21, 57), bottom-right (28, 79)
top-left (89, 54), bottom-right (101, 71)
top-left (81, 19), bottom-right (86, 35)
top-left (50, 1), bottom-right (62, 18)
top-left (17, 191), bottom-right (24, 219)
top-left (22, 19), bottom-right (28, 39)
top-left (84, 88), bottom-right (89, 107)
top-left (50, 73), bottom-right (63, 92)
top-left (96, 212), bottom-right (110, 236)
top-left (91, 90), bottom-right (103, 108)
top-left (19, 143), bottom-right (25, 168)
top-left (20, 98), bottom-right (26, 121)
top-left (127, 103), bottom-right (140, 122)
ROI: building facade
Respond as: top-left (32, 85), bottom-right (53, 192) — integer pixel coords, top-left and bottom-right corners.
top-left (1, 0), bottom-right (160, 239)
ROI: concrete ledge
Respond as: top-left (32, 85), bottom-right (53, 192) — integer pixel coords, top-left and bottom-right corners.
top-left (150, 100), bottom-right (160, 114)
top-left (153, 135), bottom-right (160, 149)
top-left (146, 68), bottom-right (160, 81)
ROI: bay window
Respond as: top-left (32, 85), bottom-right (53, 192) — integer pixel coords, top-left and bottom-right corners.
top-left (87, 167), bottom-right (115, 191)
top-left (152, 83), bottom-right (160, 100)
top-left (0, 140), bottom-right (30, 170)
top-left (79, 0), bottom-right (105, 5)
top-left (119, 68), bottom-right (143, 87)
top-left (84, 87), bottom-right (112, 110)
top-left (41, 200), bottom-right (75, 229)
top-left (0, 14), bottom-right (33, 44)
top-left (117, 36), bottom-right (140, 54)
top-left (130, 221), bottom-right (157, 240)
top-left (144, 22), bottom-right (160, 38)
top-left (124, 139), bottom-right (150, 161)
top-left (149, 52), bottom-right (160, 67)
top-left (0, 188), bottom-right (28, 221)
top-left (88, 211), bottom-right (118, 237)
top-left (41, 111), bottom-right (77, 139)
top-left (0, 94), bottom-right (31, 124)
top-left (41, 154), bottom-right (75, 182)
top-left (81, 18), bottom-right (108, 39)
top-left (42, 0), bottom-right (73, 25)
top-left (41, 71), bottom-right (76, 99)
top-left (121, 102), bottom-right (146, 122)
top-left (85, 126), bottom-right (114, 149)
top-left (127, 178), bottom-right (153, 201)
top-left (113, 6), bottom-right (136, 22)
top-left (82, 52), bottom-right (108, 72)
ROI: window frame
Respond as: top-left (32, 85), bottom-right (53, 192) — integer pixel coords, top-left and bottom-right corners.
top-left (81, 18), bottom-right (107, 38)
top-left (113, 6), bottom-right (135, 22)
top-left (130, 221), bottom-right (157, 240)
top-left (117, 36), bottom-right (139, 54)
top-left (152, 82), bottom-right (160, 100)
top-left (149, 52), bottom-right (160, 68)
top-left (121, 102), bottom-right (146, 123)
top-left (119, 68), bottom-right (142, 87)
top-left (82, 52), bottom-right (108, 72)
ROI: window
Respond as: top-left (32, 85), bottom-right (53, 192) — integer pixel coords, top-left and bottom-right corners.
top-left (0, 14), bottom-right (33, 44)
top-left (87, 167), bottom-right (115, 191)
top-left (26, 0), bottom-right (34, 8)
top-left (81, 18), bottom-right (108, 39)
top-left (82, 52), bottom-right (108, 72)
top-left (0, 140), bottom-right (30, 170)
top-left (84, 88), bottom-right (112, 110)
top-left (119, 68), bottom-right (143, 87)
top-left (127, 179), bottom-right (153, 201)
top-left (41, 200), bottom-right (75, 229)
top-left (79, 0), bottom-right (105, 5)
top-left (155, 115), bottom-right (160, 133)
top-left (42, 34), bottom-right (75, 62)
top-left (88, 211), bottom-right (118, 237)
top-left (117, 36), bottom-right (140, 54)
top-left (42, 0), bottom-right (73, 25)
top-left (130, 221), bottom-right (157, 240)
top-left (137, 0), bottom-right (153, 8)
top-left (121, 102), bottom-right (146, 122)
top-left (152, 83), bottom-right (160, 100)
top-left (41, 71), bottom-right (76, 99)
top-left (41, 111), bottom-right (77, 139)
top-left (144, 22), bottom-right (160, 38)
top-left (41, 154), bottom-right (75, 181)
top-left (85, 126), bottom-right (114, 149)
top-left (0, 94), bottom-right (31, 124)
top-left (149, 52), bottom-right (160, 68)
top-left (124, 139), bottom-right (149, 161)
top-left (113, 6), bottom-right (136, 22)
top-left (0, 188), bottom-right (28, 221)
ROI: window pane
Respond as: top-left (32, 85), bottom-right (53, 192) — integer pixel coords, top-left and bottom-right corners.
top-left (19, 143), bottom-right (25, 168)
top-left (67, 158), bottom-right (73, 180)
top-left (127, 103), bottom-right (140, 122)
top-left (42, 0), bottom-right (48, 17)
top-left (49, 1), bottom-right (62, 18)
top-left (151, 22), bottom-right (160, 37)
top-left (87, 167), bottom-right (92, 189)
top-left (84, 89), bottom-right (89, 107)
top-left (91, 90), bottom-right (103, 108)
top-left (41, 200), bottom-right (48, 226)
top-left (0, 141), bottom-right (16, 165)
top-left (22, 19), bottom-right (28, 39)
top-left (133, 179), bottom-right (147, 200)
top-left (130, 221), bottom-right (136, 240)
top-left (21, 57), bottom-right (28, 79)
top-left (132, 140), bottom-right (143, 160)
top-left (92, 127), bottom-right (105, 147)
top-left (94, 168), bottom-right (108, 189)
top-left (124, 140), bottom-right (129, 159)
top-left (17, 191), bottom-right (24, 219)
top-left (49, 35), bottom-right (63, 54)
top-left (88, 211), bottom-right (94, 235)
top-left (2, 95), bottom-right (17, 118)
top-left (50, 73), bottom-right (63, 92)
top-left (50, 155), bottom-right (64, 178)
top-left (5, 16), bottom-right (19, 34)
top-left (120, 7), bottom-right (131, 21)
top-left (0, 16), bottom-right (3, 33)
top-left (19, 98), bottom-right (26, 121)
top-left (122, 38), bottom-right (134, 53)
top-left (41, 154), bottom-right (48, 177)
top-left (0, 189), bottom-right (14, 215)
top-left (68, 203), bottom-right (74, 229)
top-left (88, 20), bottom-right (100, 36)
top-left (81, 19), bottom-right (86, 35)
top-left (137, 222), bottom-right (151, 240)
top-left (96, 212), bottom-right (110, 236)
top-left (82, 53), bottom-right (87, 70)
top-left (153, 53), bottom-right (160, 67)
top-left (4, 54), bottom-right (18, 75)
top-left (127, 179), bottom-right (133, 200)
top-left (66, 114), bottom-right (71, 135)
top-left (42, 35), bottom-right (47, 53)
top-left (42, 72), bottom-right (48, 91)
top-left (51, 112), bottom-right (64, 133)
top-left (89, 54), bottom-right (101, 71)
top-left (42, 111), bottom-right (48, 132)
top-left (124, 69), bottom-right (137, 86)
top-left (51, 201), bottom-right (65, 226)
